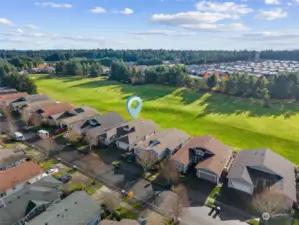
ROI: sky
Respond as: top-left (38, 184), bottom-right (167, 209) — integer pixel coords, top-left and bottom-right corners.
top-left (1, 0), bottom-right (299, 50)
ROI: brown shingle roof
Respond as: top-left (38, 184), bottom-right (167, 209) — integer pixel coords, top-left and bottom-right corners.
top-left (0, 161), bottom-right (44, 191)
top-left (0, 92), bottom-right (28, 102)
top-left (23, 100), bottom-right (58, 113)
top-left (171, 135), bottom-right (232, 175)
top-left (39, 103), bottom-right (74, 117)
top-left (61, 110), bottom-right (100, 126)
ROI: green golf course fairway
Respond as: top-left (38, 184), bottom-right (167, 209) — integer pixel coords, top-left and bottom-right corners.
top-left (33, 75), bottom-right (299, 163)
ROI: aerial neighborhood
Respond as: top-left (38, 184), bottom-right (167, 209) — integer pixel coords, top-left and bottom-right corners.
top-left (0, 85), bottom-right (298, 225)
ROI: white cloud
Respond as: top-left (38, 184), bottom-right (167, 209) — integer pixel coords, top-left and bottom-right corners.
top-left (195, 1), bottom-right (253, 18)
top-left (181, 23), bottom-right (249, 32)
top-left (15, 29), bottom-right (24, 34)
top-left (0, 18), bottom-right (13, 26)
top-left (120, 8), bottom-right (134, 15)
top-left (151, 11), bottom-right (233, 25)
top-left (231, 31), bottom-right (299, 41)
top-left (255, 8), bottom-right (287, 20)
top-left (90, 7), bottom-right (106, 14)
top-left (131, 36), bottom-right (149, 40)
top-left (0, 38), bottom-right (26, 43)
top-left (129, 30), bottom-right (196, 36)
top-left (34, 2), bottom-right (72, 8)
top-left (26, 24), bottom-right (39, 29)
top-left (287, 2), bottom-right (293, 6)
top-left (265, 0), bottom-right (280, 5)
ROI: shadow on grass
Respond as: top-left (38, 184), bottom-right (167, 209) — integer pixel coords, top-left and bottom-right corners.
top-left (70, 79), bottom-right (174, 101)
top-left (194, 92), bottom-right (299, 119)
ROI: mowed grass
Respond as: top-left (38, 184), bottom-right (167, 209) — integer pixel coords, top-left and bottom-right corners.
top-left (33, 75), bottom-right (299, 163)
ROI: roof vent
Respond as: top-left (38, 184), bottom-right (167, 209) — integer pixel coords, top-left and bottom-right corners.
top-left (17, 196), bottom-right (20, 199)
top-left (65, 208), bottom-right (68, 211)
top-left (57, 214), bottom-right (60, 217)
top-left (74, 201), bottom-right (77, 204)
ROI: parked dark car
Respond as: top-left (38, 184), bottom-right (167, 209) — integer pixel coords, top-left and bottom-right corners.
top-left (55, 127), bottom-right (66, 135)
top-left (58, 173), bottom-right (72, 183)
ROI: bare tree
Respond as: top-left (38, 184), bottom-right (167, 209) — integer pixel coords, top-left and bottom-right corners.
top-left (31, 113), bottom-right (43, 127)
top-left (2, 105), bottom-right (16, 135)
top-left (136, 151), bottom-right (157, 174)
top-left (96, 189), bottom-right (122, 211)
top-left (21, 110), bottom-right (31, 125)
top-left (159, 159), bottom-right (180, 185)
top-left (67, 128), bottom-right (81, 142)
top-left (39, 137), bottom-right (55, 157)
top-left (251, 189), bottom-right (291, 222)
top-left (85, 133), bottom-right (96, 152)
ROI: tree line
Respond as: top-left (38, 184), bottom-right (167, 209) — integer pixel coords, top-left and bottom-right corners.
top-left (109, 60), bottom-right (299, 102)
top-left (55, 61), bottom-right (105, 77)
top-left (0, 61), bottom-right (37, 94)
top-left (2, 49), bottom-right (299, 66)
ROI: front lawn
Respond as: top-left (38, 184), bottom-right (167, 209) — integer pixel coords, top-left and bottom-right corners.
top-left (34, 75), bottom-right (299, 163)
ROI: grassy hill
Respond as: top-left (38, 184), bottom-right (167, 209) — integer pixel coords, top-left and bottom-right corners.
top-left (33, 75), bottom-right (299, 164)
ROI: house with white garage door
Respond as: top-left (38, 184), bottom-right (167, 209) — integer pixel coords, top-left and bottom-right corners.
top-left (134, 128), bottom-right (190, 160)
top-left (227, 148), bottom-right (297, 203)
top-left (171, 135), bottom-right (233, 183)
top-left (115, 119), bottom-right (159, 151)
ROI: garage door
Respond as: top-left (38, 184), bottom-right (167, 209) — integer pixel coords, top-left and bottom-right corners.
top-left (230, 181), bottom-right (252, 194)
top-left (117, 141), bottom-right (129, 150)
top-left (197, 170), bottom-right (217, 183)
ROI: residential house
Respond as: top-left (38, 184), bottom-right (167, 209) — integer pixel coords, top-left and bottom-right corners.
top-left (0, 92), bottom-right (29, 107)
top-left (50, 105), bottom-right (99, 127)
top-left (99, 219), bottom-right (139, 225)
top-left (26, 191), bottom-right (100, 225)
top-left (134, 128), bottom-right (190, 160)
top-left (114, 119), bottom-right (159, 151)
top-left (171, 135), bottom-right (233, 182)
top-left (0, 161), bottom-right (44, 199)
top-left (227, 148), bottom-right (296, 203)
top-left (34, 103), bottom-right (74, 123)
top-left (10, 95), bottom-right (50, 112)
top-left (20, 99), bottom-right (58, 115)
top-left (0, 176), bottom-right (62, 225)
top-left (0, 148), bottom-right (28, 171)
top-left (82, 112), bottom-right (125, 146)
top-left (0, 88), bottom-right (18, 95)
top-left (39, 67), bottom-right (55, 74)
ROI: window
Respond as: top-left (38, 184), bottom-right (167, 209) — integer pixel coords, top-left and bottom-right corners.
top-left (0, 192), bottom-right (6, 197)
top-left (12, 186), bottom-right (16, 190)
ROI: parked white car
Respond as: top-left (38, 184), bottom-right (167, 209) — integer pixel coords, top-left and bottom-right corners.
top-left (37, 130), bottom-right (50, 139)
top-left (13, 132), bottom-right (25, 141)
top-left (42, 168), bottom-right (59, 177)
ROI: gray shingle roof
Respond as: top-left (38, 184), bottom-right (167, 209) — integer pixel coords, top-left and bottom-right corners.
top-left (135, 128), bottom-right (190, 154)
top-left (86, 112), bottom-right (125, 138)
top-left (116, 119), bottom-right (159, 145)
top-left (227, 148), bottom-right (296, 201)
top-left (0, 176), bottom-right (62, 225)
top-left (26, 191), bottom-right (100, 225)
top-left (0, 148), bottom-right (27, 166)
top-left (11, 95), bottom-right (50, 108)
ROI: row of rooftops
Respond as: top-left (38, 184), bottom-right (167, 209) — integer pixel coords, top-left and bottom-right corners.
top-left (186, 60), bottom-right (299, 77)
top-left (0, 88), bottom-right (297, 209)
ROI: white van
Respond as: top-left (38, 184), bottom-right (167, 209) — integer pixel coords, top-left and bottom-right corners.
top-left (37, 130), bottom-right (50, 139)
top-left (13, 132), bottom-right (25, 141)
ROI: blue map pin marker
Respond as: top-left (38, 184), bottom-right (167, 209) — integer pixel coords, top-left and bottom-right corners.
top-left (126, 96), bottom-right (143, 119)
